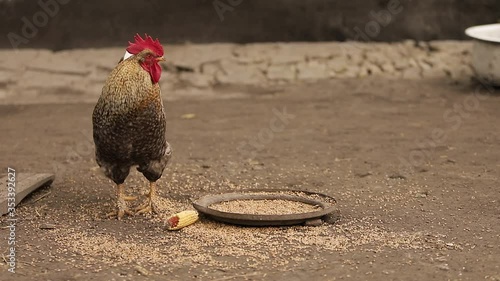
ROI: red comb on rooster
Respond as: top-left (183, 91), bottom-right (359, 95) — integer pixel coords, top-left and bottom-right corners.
top-left (126, 33), bottom-right (164, 57)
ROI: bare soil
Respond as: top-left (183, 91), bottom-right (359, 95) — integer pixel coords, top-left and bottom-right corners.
top-left (1, 77), bottom-right (500, 280)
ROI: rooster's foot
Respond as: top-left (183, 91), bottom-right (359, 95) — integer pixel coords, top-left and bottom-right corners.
top-left (134, 199), bottom-right (158, 215)
top-left (135, 182), bottom-right (159, 215)
top-left (106, 184), bottom-right (135, 220)
top-left (106, 207), bottom-right (134, 220)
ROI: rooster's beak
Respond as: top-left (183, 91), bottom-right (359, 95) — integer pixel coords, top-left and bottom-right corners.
top-left (156, 56), bottom-right (165, 62)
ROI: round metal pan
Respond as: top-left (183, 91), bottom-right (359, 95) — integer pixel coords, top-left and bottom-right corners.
top-left (192, 189), bottom-right (337, 226)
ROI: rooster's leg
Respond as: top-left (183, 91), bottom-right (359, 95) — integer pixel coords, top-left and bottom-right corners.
top-left (135, 182), bottom-right (158, 215)
top-left (106, 184), bottom-right (135, 220)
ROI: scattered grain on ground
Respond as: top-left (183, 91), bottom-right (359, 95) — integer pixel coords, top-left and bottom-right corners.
top-left (11, 166), bottom-right (453, 275)
top-left (210, 199), bottom-right (321, 215)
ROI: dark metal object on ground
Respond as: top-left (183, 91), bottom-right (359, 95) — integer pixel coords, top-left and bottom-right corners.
top-left (193, 189), bottom-right (337, 226)
top-left (0, 173), bottom-right (55, 216)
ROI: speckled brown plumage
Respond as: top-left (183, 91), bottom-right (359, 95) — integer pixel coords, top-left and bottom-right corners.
top-left (92, 49), bottom-right (171, 187)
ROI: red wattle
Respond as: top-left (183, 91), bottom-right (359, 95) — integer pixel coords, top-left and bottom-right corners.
top-left (151, 63), bottom-right (162, 84)
top-left (140, 62), bottom-right (162, 84)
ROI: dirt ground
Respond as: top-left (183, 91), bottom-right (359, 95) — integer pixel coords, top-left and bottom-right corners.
top-left (1, 77), bottom-right (500, 281)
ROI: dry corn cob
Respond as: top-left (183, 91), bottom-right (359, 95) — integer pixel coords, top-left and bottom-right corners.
top-left (166, 210), bottom-right (199, 230)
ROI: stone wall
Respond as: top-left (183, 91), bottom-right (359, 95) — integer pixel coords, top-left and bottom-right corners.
top-left (0, 41), bottom-right (474, 104)
top-left (0, 0), bottom-right (498, 50)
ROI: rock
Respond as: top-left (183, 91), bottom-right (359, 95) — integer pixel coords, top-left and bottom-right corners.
top-left (365, 51), bottom-right (390, 65)
top-left (0, 89), bottom-right (7, 99)
top-left (200, 61), bottom-right (223, 76)
top-left (448, 64), bottom-right (474, 81)
top-left (339, 66), bottom-right (360, 78)
top-left (304, 218), bottom-right (323, 226)
top-left (266, 64), bottom-right (296, 81)
top-left (167, 43), bottom-right (237, 70)
top-left (216, 61), bottom-right (267, 85)
top-left (179, 72), bottom-right (213, 88)
top-left (0, 41), bottom-right (477, 104)
top-left (232, 43), bottom-right (275, 63)
top-left (355, 171), bottom-right (372, 178)
top-left (18, 70), bottom-right (82, 90)
top-left (134, 265), bottom-right (150, 276)
top-left (415, 192), bottom-right (428, 198)
top-left (428, 40), bottom-right (473, 54)
top-left (296, 60), bottom-right (329, 80)
top-left (393, 58), bottom-right (411, 70)
top-left (436, 264), bottom-right (450, 271)
top-left (380, 62), bottom-right (396, 74)
top-left (417, 59), bottom-right (433, 71)
top-left (327, 56), bottom-right (350, 73)
top-left (328, 57), bottom-right (360, 78)
top-left (0, 70), bottom-right (16, 85)
top-left (233, 43), bottom-right (337, 64)
top-left (337, 42), bottom-right (366, 65)
top-left (402, 67), bottom-right (422, 79)
top-left (435, 256), bottom-right (447, 262)
top-left (29, 54), bottom-right (92, 76)
top-left (388, 173), bottom-right (406, 180)
top-left (408, 58), bottom-right (419, 68)
top-left (489, 275), bottom-right (500, 281)
top-left (403, 39), bottom-right (417, 48)
top-left (39, 223), bottom-right (57, 230)
top-left (180, 113), bottom-right (196, 119)
top-left (269, 42), bottom-right (342, 64)
top-left (0, 49), bottom-right (52, 70)
top-left (159, 75), bottom-right (177, 91)
top-left (421, 61), bottom-right (449, 78)
top-left (359, 62), bottom-right (382, 77)
top-left (427, 52), bottom-right (472, 80)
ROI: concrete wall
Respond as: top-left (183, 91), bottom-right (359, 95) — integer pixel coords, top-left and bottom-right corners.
top-left (1, 0), bottom-right (499, 50)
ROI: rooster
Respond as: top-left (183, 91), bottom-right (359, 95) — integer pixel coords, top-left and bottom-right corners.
top-left (92, 34), bottom-right (171, 220)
